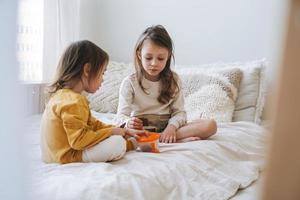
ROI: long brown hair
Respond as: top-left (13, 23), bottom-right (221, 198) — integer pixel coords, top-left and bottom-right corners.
top-left (134, 25), bottom-right (179, 104)
top-left (48, 40), bottom-right (109, 94)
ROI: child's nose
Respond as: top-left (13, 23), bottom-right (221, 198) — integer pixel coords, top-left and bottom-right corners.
top-left (151, 59), bottom-right (158, 66)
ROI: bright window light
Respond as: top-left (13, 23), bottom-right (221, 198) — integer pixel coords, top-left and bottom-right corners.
top-left (17, 0), bottom-right (44, 82)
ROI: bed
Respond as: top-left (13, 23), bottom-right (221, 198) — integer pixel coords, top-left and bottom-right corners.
top-left (26, 60), bottom-right (268, 200)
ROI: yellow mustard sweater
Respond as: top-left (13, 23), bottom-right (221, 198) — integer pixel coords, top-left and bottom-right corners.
top-left (41, 89), bottom-right (117, 164)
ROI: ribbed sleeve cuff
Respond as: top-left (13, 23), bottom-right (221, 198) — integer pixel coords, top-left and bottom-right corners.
top-left (168, 121), bottom-right (180, 129)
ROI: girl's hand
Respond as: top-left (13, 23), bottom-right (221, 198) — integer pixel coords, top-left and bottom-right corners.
top-left (125, 128), bottom-right (148, 139)
top-left (126, 117), bottom-right (144, 130)
top-left (160, 125), bottom-right (177, 143)
top-left (111, 128), bottom-right (126, 136)
top-left (111, 128), bottom-right (148, 138)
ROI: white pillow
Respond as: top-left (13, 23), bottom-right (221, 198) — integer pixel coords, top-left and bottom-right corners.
top-left (87, 60), bottom-right (266, 124)
top-left (185, 84), bottom-right (235, 123)
top-left (175, 59), bottom-right (267, 124)
top-left (177, 69), bottom-right (242, 123)
top-left (86, 61), bottom-right (133, 113)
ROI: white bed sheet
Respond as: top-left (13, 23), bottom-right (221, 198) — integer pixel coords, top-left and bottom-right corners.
top-left (24, 113), bottom-right (266, 200)
top-left (230, 174), bottom-right (263, 200)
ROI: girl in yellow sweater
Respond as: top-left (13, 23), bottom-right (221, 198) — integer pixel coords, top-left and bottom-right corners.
top-left (41, 40), bottom-right (145, 164)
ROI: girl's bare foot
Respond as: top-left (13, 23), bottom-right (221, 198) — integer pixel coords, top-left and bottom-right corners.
top-left (176, 136), bottom-right (201, 143)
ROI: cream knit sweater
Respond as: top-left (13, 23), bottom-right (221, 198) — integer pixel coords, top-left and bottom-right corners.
top-left (116, 74), bottom-right (187, 129)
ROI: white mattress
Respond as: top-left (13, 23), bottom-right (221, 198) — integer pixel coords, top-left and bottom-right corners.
top-left (25, 113), bottom-right (266, 200)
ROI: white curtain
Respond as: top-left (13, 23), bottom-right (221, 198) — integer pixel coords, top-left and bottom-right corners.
top-left (43, 0), bottom-right (81, 81)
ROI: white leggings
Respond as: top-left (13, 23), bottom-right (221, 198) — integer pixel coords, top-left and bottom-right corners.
top-left (82, 135), bottom-right (126, 162)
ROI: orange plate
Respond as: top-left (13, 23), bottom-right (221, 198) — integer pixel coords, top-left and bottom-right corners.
top-left (137, 132), bottom-right (160, 143)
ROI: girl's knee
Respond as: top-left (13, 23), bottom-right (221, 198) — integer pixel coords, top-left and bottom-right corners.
top-left (109, 135), bottom-right (126, 160)
top-left (201, 119), bottom-right (217, 139)
top-left (110, 135), bottom-right (126, 143)
top-left (208, 119), bottom-right (217, 135)
top-left (110, 135), bottom-right (126, 151)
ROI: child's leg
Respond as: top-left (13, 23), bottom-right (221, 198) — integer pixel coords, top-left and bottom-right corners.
top-left (82, 135), bottom-right (126, 162)
top-left (176, 119), bottom-right (217, 142)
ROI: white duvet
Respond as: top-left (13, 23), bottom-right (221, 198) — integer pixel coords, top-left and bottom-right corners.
top-left (25, 113), bottom-right (266, 200)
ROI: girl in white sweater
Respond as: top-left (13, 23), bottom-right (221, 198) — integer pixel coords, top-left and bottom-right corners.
top-left (117, 25), bottom-right (217, 143)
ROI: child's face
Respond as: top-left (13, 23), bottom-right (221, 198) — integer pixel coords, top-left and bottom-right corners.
top-left (139, 39), bottom-right (169, 81)
top-left (85, 64), bottom-right (106, 93)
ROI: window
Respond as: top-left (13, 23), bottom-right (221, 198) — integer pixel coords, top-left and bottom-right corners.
top-left (17, 0), bottom-right (44, 81)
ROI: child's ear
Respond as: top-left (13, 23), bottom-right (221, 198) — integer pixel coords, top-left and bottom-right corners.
top-left (137, 51), bottom-right (142, 60)
top-left (83, 63), bottom-right (91, 78)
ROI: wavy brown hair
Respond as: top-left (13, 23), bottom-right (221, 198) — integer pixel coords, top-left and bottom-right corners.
top-left (134, 25), bottom-right (179, 104)
top-left (48, 40), bottom-right (109, 94)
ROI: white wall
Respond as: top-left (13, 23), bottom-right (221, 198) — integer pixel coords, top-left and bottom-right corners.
top-left (80, 0), bottom-right (289, 77)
